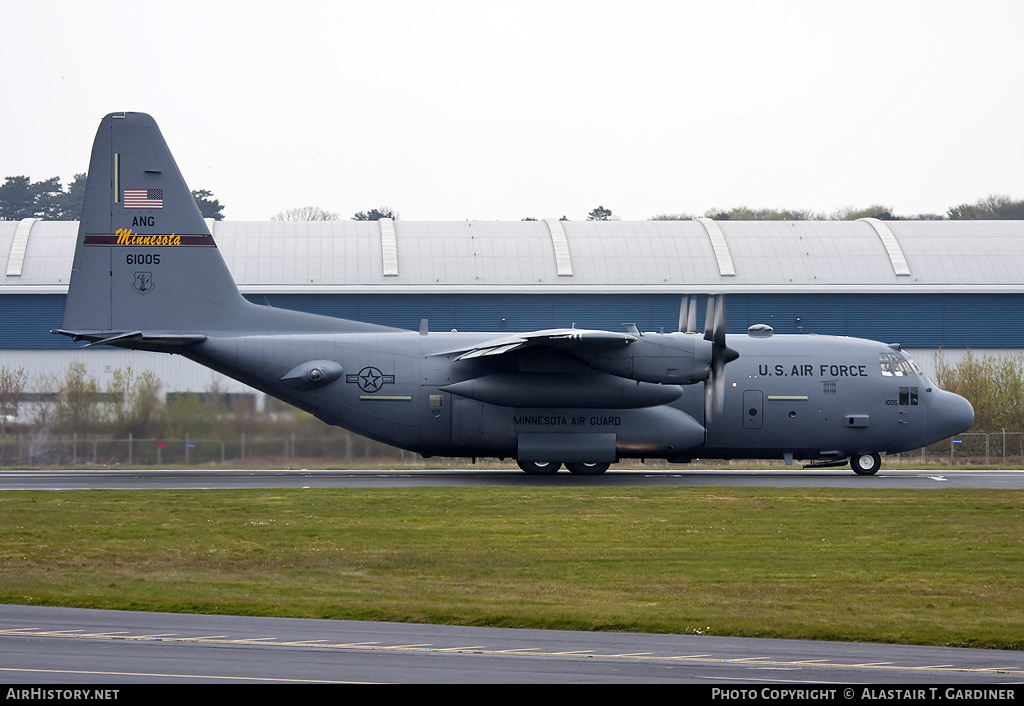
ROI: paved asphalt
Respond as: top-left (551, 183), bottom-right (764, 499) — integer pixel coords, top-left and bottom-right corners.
top-left (1, 605), bottom-right (1022, 685)
top-left (3, 467), bottom-right (1024, 490)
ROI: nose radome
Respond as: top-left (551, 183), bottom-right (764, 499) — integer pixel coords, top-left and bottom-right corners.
top-left (927, 390), bottom-right (975, 444)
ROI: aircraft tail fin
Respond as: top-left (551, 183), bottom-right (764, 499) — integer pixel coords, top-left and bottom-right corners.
top-left (60, 112), bottom-right (252, 338)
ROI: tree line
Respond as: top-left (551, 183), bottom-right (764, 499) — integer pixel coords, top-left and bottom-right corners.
top-left (534, 197), bottom-right (1024, 222)
top-left (0, 174), bottom-right (86, 221)
top-left (0, 175), bottom-right (225, 221)
top-left (4, 171), bottom-right (1022, 224)
top-left (650, 195), bottom-right (1024, 222)
top-left (0, 362), bottom-right (320, 442)
top-left (525, 196), bottom-right (1024, 222)
top-left (933, 351), bottom-right (1024, 434)
top-left (270, 206), bottom-right (400, 221)
top-left (0, 363), bottom-right (401, 466)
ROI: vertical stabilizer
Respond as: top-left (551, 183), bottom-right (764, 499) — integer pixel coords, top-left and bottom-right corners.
top-left (62, 112), bottom-right (250, 334)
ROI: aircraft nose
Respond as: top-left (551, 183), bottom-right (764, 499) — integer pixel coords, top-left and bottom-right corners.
top-left (927, 389), bottom-right (975, 443)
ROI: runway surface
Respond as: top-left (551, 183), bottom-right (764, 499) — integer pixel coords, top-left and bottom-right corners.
top-left (2, 604), bottom-right (1022, 685)
top-left (3, 467), bottom-right (1024, 490)
top-left (3, 468), bottom-right (1022, 685)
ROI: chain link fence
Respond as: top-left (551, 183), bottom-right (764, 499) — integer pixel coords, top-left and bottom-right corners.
top-left (0, 431), bottom-right (413, 468)
top-left (0, 430), bottom-right (1018, 468)
top-left (897, 431), bottom-right (1024, 466)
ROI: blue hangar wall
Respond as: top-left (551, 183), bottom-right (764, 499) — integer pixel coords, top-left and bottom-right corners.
top-left (5, 292), bottom-right (1022, 350)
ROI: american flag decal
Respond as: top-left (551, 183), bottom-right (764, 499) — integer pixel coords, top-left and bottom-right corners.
top-left (124, 188), bottom-right (163, 209)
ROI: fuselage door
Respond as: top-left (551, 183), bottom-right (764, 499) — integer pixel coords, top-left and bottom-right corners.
top-left (421, 386), bottom-right (452, 449)
top-left (743, 390), bottom-right (763, 429)
top-left (896, 384), bottom-right (919, 428)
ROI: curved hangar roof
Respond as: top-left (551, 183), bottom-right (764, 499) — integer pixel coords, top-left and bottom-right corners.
top-left (4, 217), bottom-right (1024, 294)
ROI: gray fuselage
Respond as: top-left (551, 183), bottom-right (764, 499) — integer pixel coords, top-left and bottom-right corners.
top-left (180, 326), bottom-right (970, 465)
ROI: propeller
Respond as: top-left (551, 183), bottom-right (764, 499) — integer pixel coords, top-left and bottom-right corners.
top-left (679, 295), bottom-right (698, 334)
top-left (701, 294), bottom-right (740, 421)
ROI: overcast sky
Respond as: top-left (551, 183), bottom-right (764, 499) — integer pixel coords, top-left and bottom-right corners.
top-left (5, 0), bottom-right (1023, 221)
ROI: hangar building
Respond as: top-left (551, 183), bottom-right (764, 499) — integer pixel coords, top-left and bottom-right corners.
top-left (2, 216), bottom-right (1022, 404)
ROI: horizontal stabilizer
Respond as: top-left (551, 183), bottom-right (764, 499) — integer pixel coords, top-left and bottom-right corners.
top-left (83, 330), bottom-right (144, 347)
top-left (52, 329), bottom-right (207, 350)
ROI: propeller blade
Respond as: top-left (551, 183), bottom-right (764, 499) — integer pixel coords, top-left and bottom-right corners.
top-left (701, 294), bottom-right (739, 422)
top-left (713, 355), bottom-right (727, 416)
top-left (706, 351), bottom-right (729, 420)
top-left (704, 296), bottom-right (715, 341)
top-left (705, 376), bottom-right (715, 422)
top-left (713, 294), bottom-right (727, 350)
top-left (678, 295), bottom-right (699, 333)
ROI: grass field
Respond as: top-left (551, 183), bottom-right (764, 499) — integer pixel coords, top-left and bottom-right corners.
top-left (1, 486), bottom-right (1022, 649)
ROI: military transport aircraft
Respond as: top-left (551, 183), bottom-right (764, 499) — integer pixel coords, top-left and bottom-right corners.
top-left (53, 112), bottom-right (975, 475)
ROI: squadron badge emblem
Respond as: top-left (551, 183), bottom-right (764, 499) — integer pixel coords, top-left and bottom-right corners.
top-left (132, 271), bottom-right (155, 294)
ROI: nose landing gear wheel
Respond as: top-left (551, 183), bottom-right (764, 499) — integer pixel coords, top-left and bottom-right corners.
top-left (565, 462), bottom-right (610, 475)
top-left (517, 460), bottom-right (561, 475)
top-left (851, 453), bottom-right (881, 475)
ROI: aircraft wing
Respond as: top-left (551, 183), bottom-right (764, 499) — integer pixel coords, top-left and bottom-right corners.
top-left (451, 329), bottom-right (637, 360)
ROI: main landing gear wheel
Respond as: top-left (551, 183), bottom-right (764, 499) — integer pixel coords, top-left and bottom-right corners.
top-left (565, 462), bottom-right (610, 475)
top-left (851, 453), bottom-right (881, 476)
top-left (517, 460), bottom-right (561, 475)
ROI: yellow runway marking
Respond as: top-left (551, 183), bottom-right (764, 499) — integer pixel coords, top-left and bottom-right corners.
top-left (430, 645), bottom-right (487, 652)
top-left (906, 664), bottom-right (956, 669)
top-left (4, 627), bottom-right (1022, 677)
top-left (664, 654), bottom-right (713, 659)
top-left (0, 666), bottom-right (370, 684)
top-left (605, 652), bottom-right (653, 657)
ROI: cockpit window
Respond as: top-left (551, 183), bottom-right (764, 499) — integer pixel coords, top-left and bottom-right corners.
top-left (879, 351), bottom-right (922, 377)
top-left (906, 357), bottom-right (924, 376)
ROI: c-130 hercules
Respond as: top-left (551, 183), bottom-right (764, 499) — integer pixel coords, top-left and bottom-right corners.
top-left (54, 113), bottom-right (974, 475)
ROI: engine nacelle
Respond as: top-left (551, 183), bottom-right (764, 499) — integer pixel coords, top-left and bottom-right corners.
top-left (577, 333), bottom-right (713, 385)
top-left (442, 372), bottom-right (684, 408)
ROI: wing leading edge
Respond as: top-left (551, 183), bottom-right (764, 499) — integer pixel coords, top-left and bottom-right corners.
top-left (450, 329), bottom-right (638, 361)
